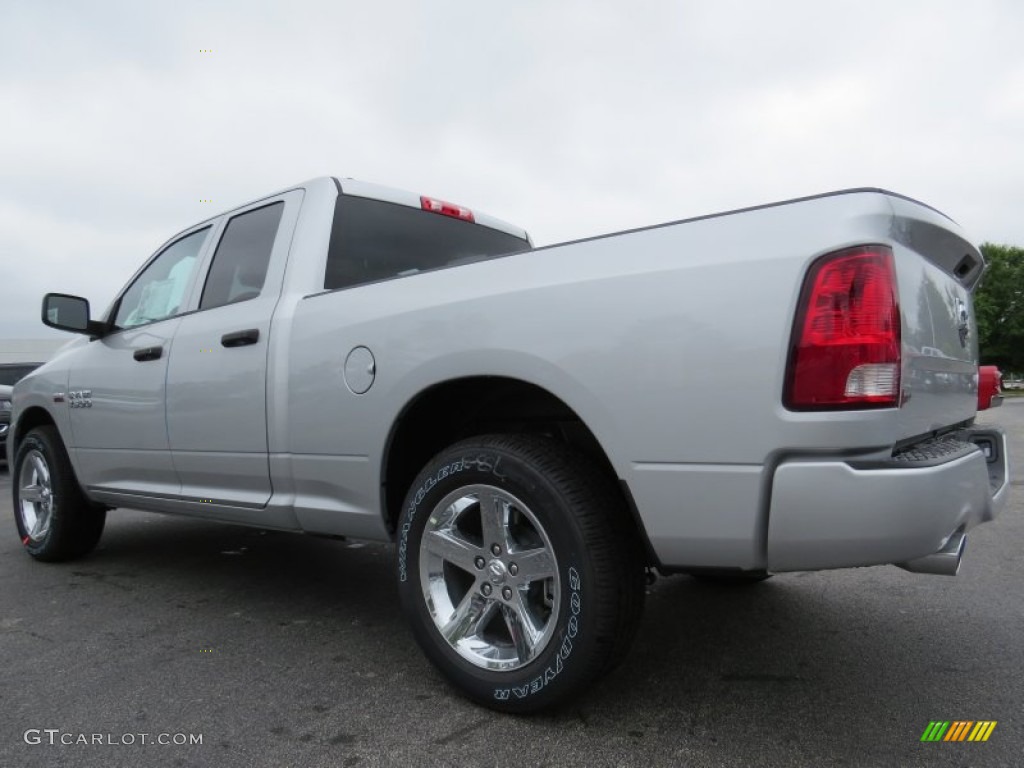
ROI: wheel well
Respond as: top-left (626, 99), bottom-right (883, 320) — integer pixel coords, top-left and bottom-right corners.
top-left (382, 377), bottom-right (621, 535)
top-left (12, 407), bottom-right (107, 513)
top-left (12, 407), bottom-right (57, 452)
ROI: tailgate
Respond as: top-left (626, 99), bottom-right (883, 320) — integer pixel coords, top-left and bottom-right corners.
top-left (888, 195), bottom-right (983, 442)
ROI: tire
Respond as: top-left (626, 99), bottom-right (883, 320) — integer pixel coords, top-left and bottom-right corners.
top-left (12, 425), bottom-right (106, 562)
top-left (396, 434), bottom-right (645, 713)
top-left (689, 569), bottom-right (772, 585)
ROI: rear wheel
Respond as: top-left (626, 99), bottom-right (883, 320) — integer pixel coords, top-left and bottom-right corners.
top-left (396, 434), bottom-right (645, 713)
top-left (13, 425), bottom-right (106, 562)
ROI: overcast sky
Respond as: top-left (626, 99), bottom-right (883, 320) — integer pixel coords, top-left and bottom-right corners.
top-left (2, 0), bottom-right (1023, 338)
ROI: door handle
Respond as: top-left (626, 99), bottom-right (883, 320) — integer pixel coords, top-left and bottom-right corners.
top-left (133, 346), bottom-right (163, 362)
top-left (221, 329), bottom-right (260, 348)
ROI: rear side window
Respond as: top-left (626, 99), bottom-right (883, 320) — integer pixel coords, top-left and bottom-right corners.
top-left (325, 195), bottom-right (530, 290)
top-left (200, 202), bottom-right (284, 310)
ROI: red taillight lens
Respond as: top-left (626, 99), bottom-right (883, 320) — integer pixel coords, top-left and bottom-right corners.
top-left (977, 365), bottom-right (1001, 410)
top-left (785, 245), bottom-right (901, 410)
top-left (420, 195), bottom-right (475, 222)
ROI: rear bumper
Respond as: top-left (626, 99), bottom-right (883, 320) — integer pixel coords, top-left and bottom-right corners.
top-left (766, 428), bottom-right (1008, 571)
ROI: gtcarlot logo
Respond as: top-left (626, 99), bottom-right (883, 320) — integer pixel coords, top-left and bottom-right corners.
top-left (24, 729), bottom-right (203, 746)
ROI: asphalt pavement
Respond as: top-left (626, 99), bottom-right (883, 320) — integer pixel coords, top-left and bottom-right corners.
top-left (1, 404), bottom-right (1021, 768)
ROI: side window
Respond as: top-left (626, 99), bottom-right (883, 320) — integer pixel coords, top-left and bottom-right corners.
top-left (199, 202), bottom-right (284, 310)
top-left (114, 228), bottom-right (209, 329)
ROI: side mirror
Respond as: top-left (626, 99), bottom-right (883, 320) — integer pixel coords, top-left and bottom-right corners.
top-left (41, 293), bottom-right (107, 336)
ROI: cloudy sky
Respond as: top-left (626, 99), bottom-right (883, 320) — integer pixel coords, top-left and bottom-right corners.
top-left (2, 0), bottom-right (1023, 339)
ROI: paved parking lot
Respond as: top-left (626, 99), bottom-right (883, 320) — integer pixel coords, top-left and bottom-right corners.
top-left (1, 404), bottom-right (1021, 768)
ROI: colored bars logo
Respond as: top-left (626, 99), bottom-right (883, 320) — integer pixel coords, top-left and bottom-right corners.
top-left (921, 721), bottom-right (997, 742)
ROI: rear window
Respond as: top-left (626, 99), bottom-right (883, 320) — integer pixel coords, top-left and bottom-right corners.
top-left (324, 194), bottom-right (530, 291)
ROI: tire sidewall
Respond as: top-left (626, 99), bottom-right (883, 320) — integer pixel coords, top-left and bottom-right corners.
top-left (13, 430), bottom-right (63, 558)
top-left (396, 443), bottom-right (596, 711)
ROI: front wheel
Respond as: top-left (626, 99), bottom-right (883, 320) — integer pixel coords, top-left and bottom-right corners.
top-left (396, 434), bottom-right (645, 713)
top-left (13, 425), bottom-right (106, 562)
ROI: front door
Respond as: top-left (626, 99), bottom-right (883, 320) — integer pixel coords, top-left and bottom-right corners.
top-left (68, 226), bottom-right (212, 497)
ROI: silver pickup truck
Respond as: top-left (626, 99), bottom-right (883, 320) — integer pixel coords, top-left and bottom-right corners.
top-left (7, 177), bottom-right (1008, 712)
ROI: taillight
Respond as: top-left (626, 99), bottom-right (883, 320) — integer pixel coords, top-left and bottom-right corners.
top-left (978, 365), bottom-right (1002, 410)
top-left (420, 195), bottom-right (475, 222)
top-left (785, 245), bottom-right (900, 410)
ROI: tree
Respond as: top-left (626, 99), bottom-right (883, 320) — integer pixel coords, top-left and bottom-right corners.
top-left (975, 243), bottom-right (1024, 372)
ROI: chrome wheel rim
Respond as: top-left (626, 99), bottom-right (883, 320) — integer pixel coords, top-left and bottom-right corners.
top-left (19, 449), bottom-right (55, 542)
top-left (419, 484), bottom-right (560, 671)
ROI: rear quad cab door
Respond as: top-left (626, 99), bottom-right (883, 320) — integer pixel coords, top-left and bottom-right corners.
top-left (164, 190), bottom-right (303, 510)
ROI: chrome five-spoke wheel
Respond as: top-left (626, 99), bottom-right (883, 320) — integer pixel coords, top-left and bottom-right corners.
top-left (18, 449), bottom-right (55, 542)
top-left (420, 484), bottom-right (560, 671)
